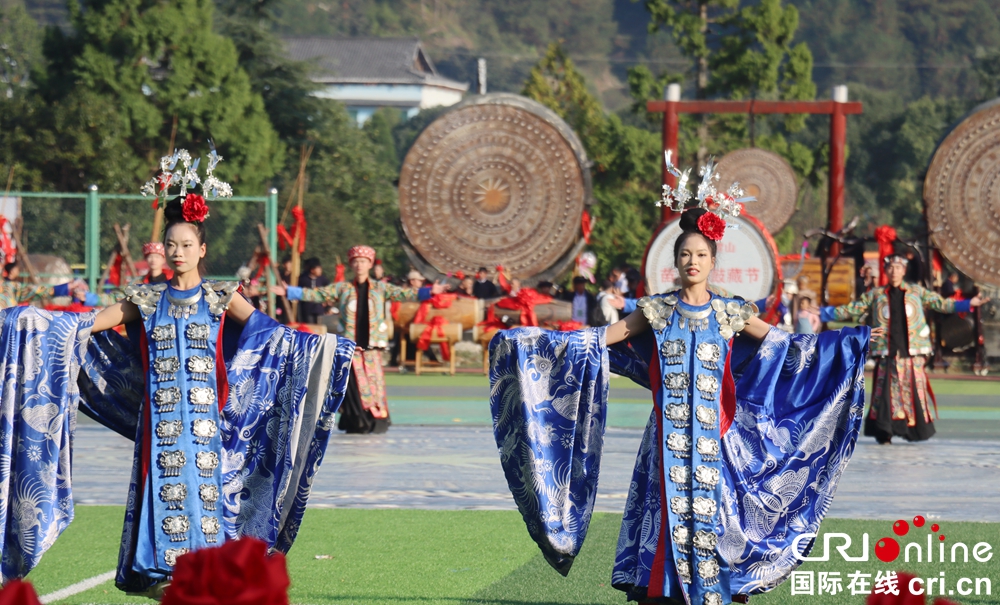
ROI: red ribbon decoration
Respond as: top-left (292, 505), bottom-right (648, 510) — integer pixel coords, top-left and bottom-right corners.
top-left (874, 225), bottom-right (897, 287)
top-left (277, 207), bottom-right (307, 254)
top-left (108, 252), bottom-right (124, 287)
top-left (478, 305), bottom-right (509, 332)
top-left (554, 320), bottom-right (585, 331)
top-left (413, 293), bottom-right (456, 361)
top-left (334, 263), bottom-right (345, 283)
top-left (416, 316), bottom-right (451, 361)
top-left (0, 579), bottom-right (43, 605)
top-left (495, 265), bottom-right (510, 294)
top-left (581, 209), bottom-right (593, 244)
top-left (496, 288), bottom-right (552, 327)
top-left (0, 217), bottom-right (16, 268)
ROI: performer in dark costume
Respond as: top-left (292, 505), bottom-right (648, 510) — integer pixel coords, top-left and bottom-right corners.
top-left (821, 239), bottom-right (988, 443)
top-left (274, 246), bottom-right (445, 433)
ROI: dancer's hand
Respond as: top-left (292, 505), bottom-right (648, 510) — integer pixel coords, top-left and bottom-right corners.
top-left (871, 327), bottom-right (886, 339)
top-left (269, 284), bottom-right (287, 297)
top-left (970, 294), bottom-right (991, 307)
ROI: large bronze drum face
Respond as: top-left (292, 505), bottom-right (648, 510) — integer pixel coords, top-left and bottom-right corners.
top-left (398, 94), bottom-right (592, 277)
top-left (925, 99), bottom-right (1000, 286)
top-left (715, 148), bottom-right (798, 233)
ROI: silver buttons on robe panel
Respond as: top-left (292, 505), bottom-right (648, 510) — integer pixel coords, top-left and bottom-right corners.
top-left (673, 524), bottom-right (692, 553)
top-left (187, 356), bottom-right (214, 381)
top-left (695, 405), bottom-right (717, 430)
top-left (201, 516), bottom-right (220, 543)
top-left (186, 323), bottom-right (209, 349)
top-left (158, 450), bottom-right (186, 477)
top-left (160, 483), bottom-right (187, 510)
top-left (199, 483), bottom-right (219, 511)
top-left (155, 387), bottom-right (181, 413)
top-left (676, 557), bottom-right (692, 584)
top-left (665, 403), bottom-right (690, 428)
top-left (671, 496), bottom-right (692, 521)
top-left (669, 465), bottom-right (691, 490)
top-left (164, 548), bottom-right (189, 567)
top-left (692, 496), bottom-right (717, 523)
top-left (667, 433), bottom-right (691, 458)
top-left (191, 419), bottom-right (218, 445)
top-left (693, 530), bottom-right (718, 557)
top-left (154, 356), bottom-right (180, 382)
top-left (151, 325), bottom-right (176, 350)
top-left (162, 514), bottom-right (190, 542)
top-left (698, 558), bottom-right (721, 586)
top-left (696, 342), bottom-right (721, 370)
top-left (696, 374), bottom-right (718, 401)
top-left (695, 465), bottom-right (720, 491)
top-left (189, 387), bottom-right (215, 413)
top-left (664, 372), bottom-right (690, 398)
top-left (156, 420), bottom-right (183, 446)
top-left (704, 592), bottom-right (723, 605)
top-left (661, 339), bottom-right (686, 365)
top-left (196, 451), bottom-right (219, 478)
top-left (696, 436), bottom-right (720, 462)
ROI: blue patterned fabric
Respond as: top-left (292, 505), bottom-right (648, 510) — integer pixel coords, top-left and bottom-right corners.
top-left (490, 296), bottom-right (869, 604)
top-left (0, 309), bottom-right (90, 581)
top-left (0, 303), bottom-right (354, 587)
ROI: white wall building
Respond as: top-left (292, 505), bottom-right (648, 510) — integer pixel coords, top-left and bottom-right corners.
top-left (283, 37), bottom-right (469, 126)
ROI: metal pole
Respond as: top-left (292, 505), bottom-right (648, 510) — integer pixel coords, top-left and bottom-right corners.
top-left (85, 184), bottom-right (100, 292)
top-left (662, 83), bottom-right (682, 225)
top-left (266, 187), bottom-right (278, 318)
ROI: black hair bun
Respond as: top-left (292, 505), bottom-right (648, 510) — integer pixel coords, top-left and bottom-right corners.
top-left (678, 207), bottom-right (707, 232)
top-left (163, 196), bottom-right (185, 224)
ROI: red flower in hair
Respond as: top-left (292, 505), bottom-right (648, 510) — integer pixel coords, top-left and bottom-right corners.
top-left (697, 211), bottom-right (727, 241)
top-left (182, 194), bottom-right (210, 223)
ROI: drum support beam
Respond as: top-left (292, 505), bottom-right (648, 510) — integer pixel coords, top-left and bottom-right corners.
top-left (648, 87), bottom-right (863, 305)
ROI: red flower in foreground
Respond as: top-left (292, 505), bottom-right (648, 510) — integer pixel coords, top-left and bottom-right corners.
top-left (182, 193), bottom-right (210, 223)
top-left (0, 579), bottom-right (42, 605)
top-left (697, 211), bottom-right (727, 241)
top-left (162, 538), bottom-right (290, 605)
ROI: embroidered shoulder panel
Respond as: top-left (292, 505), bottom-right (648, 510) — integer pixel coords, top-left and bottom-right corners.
top-left (123, 283), bottom-right (168, 318)
top-left (201, 281), bottom-right (240, 317)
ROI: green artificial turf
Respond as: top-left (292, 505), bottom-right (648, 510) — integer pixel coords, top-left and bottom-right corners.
top-left (26, 508), bottom-right (1000, 605)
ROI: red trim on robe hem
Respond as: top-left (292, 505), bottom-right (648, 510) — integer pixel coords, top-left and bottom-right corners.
top-left (720, 343), bottom-right (736, 437)
top-left (646, 347), bottom-right (669, 598)
top-left (924, 368), bottom-right (939, 420)
top-left (216, 311), bottom-right (228, 412)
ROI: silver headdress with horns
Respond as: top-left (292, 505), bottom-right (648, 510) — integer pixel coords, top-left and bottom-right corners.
top-left (140, 145), bottom-right (233, 205)
top-left (656, 151), bottom-right (756, 221)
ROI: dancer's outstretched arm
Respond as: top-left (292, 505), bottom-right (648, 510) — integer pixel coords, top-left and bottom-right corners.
top-left (605, 311), bottom-right (650, 345)
top-left (91, 301), bottom-right (140, 333)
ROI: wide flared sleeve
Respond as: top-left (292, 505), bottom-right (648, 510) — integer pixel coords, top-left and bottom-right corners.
top-left (489, 327), bottom-right (610, 575)
top-left (218, 311), bottom-right (355, 552)
top-left (0, 307), bottom-right (92, 581)
top-left (719, 326), bottom-right (870, 595)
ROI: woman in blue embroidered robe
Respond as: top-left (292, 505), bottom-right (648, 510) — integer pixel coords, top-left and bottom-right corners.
top-left (489, 210), bottom-right (878, 605)
top-left (0, 198), bottom-right (355, 594)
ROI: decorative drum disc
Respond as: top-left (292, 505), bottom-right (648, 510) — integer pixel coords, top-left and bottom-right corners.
top-left (924, 99), bottom-right (1000, 286)
top-left (644, 214), bottom-right (779, 301)
top-left (716, 148), bottom-right (798, 233)
top-left (398, 93), bottom-right (592, 277)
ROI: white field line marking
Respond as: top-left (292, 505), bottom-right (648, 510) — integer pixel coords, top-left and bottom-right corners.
top-left (39, 570), bottom-right (116, 603)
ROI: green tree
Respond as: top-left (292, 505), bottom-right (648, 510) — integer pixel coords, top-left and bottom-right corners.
top-left (641, 0), bottom-right (816, 161)
top-left (523, 44), bottom-right (661, 277)
top-left (0, 0), bottom-right (42, 97)
top-left (36, 0), bottom-right (282, 194)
